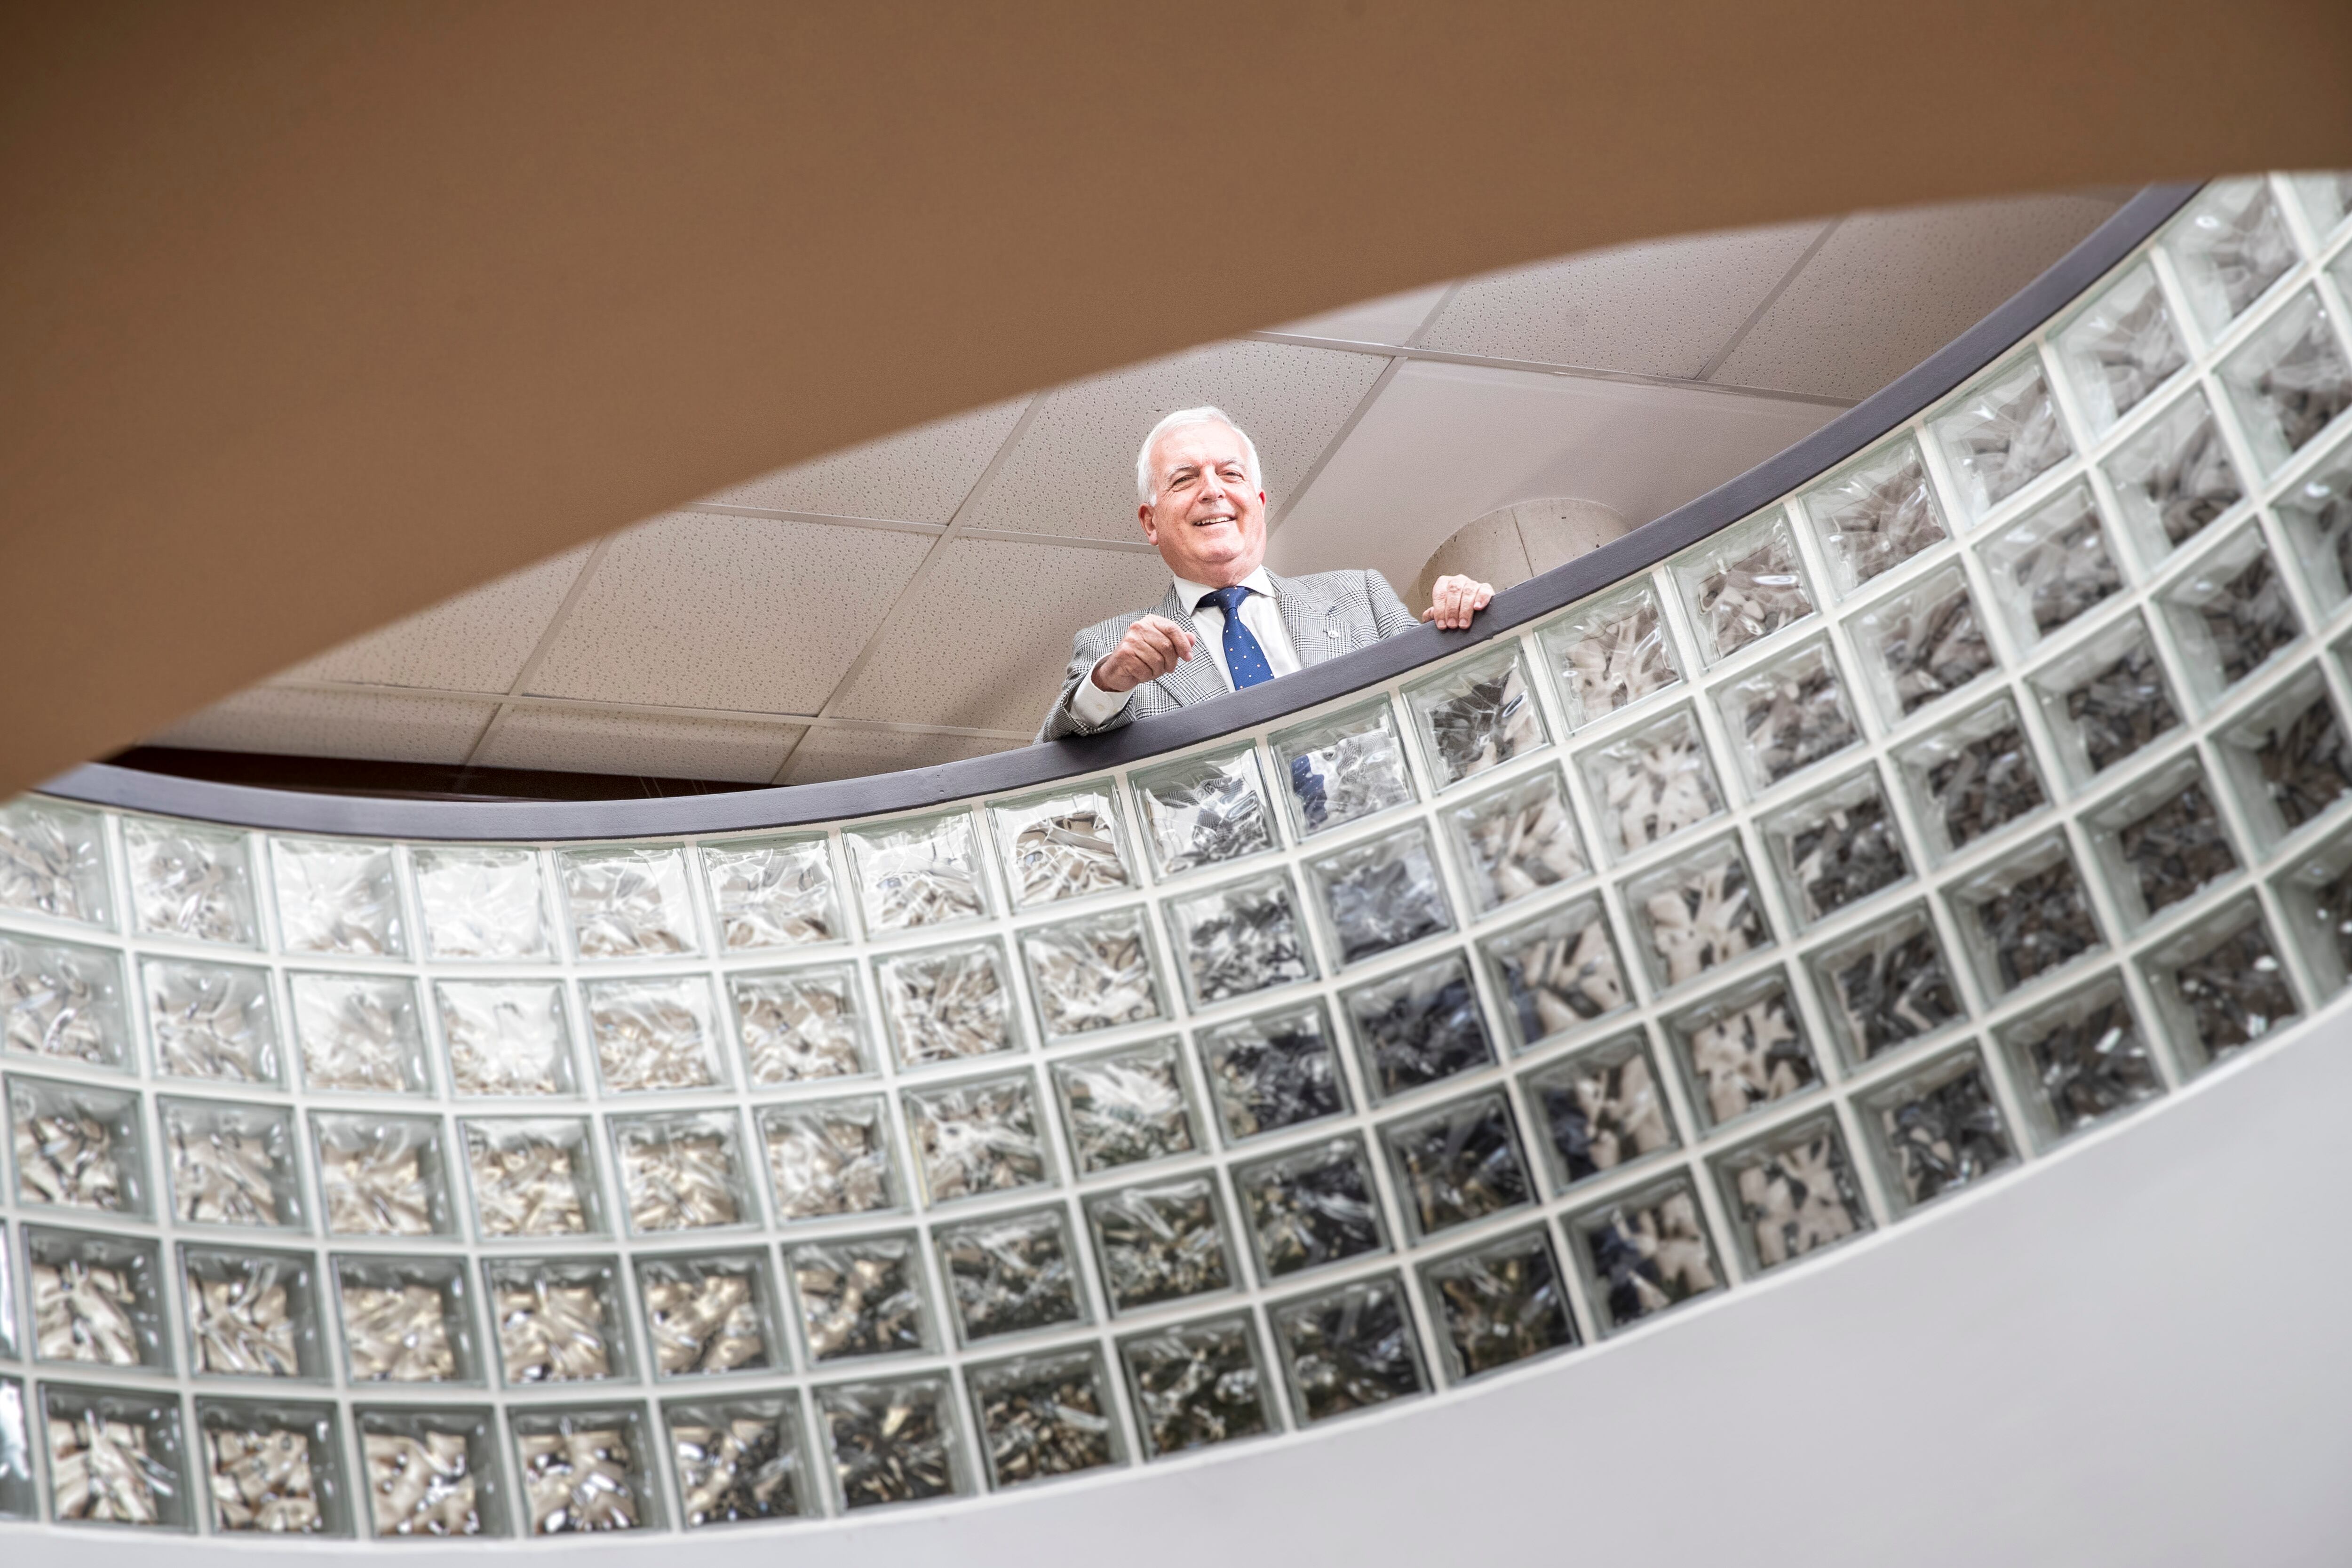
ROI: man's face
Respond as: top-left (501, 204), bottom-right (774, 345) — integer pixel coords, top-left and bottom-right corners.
top-left (1139, 422), bottom-right (1267, 586)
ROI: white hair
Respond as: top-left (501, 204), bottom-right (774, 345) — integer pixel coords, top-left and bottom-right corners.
top-left (1135, 406), bottom-right (1262, 506)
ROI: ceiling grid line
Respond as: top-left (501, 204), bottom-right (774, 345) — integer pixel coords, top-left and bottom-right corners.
top-left (1695, 217), bottom-right (1844, 382)
top-left (1268, 281), bottom-right (1462, 535)
top-left (265, 676), bottom-right (1031, 740)
top-left (456, 538), bottom-right (614, 767)
top-left (1246, 330), bottom-right (1859, 408)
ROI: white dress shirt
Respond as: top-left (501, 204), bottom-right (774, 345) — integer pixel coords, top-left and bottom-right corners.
top-left (1070, 566), bottom-right (1301, 725)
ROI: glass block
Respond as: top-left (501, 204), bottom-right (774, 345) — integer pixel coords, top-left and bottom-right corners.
top-left (1894, 695), bottom-right (2048, 860)
top-left (1420, 1226), bottom-right (1575, 1382)
top-left (2217, 289), bottom-right (2352, 474)
top-left (10, 1074), bottom-right (149, 1216)
top-left (1540, 577), bottom-right (1683, 727)
top-left (558, 845), bottom-right (699, 960)
top-left (2276, 826), bottom-right (2352, 995)
top-left (0, 1232), bottom-right (13, 1359)
top-left (197, 1396), bottom-right (349, 1536)
top-left (2, 931), bottom-right (129, 1069)
top-left (437, 979), bottom-right (575, 1097)
top-left (2082, 757), bottom-right (2240, 930)
top-left (1576, 703), bottom-right (1724, 860)
top-left (2054, 261), bottom-right (2187, 432)
top-left (1799, 434), bottom-right (1949, 594)
top-left (40, 1382), bottom-right (191, 1528)
top-left (0, 1378), bottom-right (30, 1521)
top-left (759, 1095), bottom-right (900, 1222)
top-left (121, 816), bottom-right (257, 947)
top-left (1714, 1115), bottom-right (1872, 1275)
top-left (1930, 354), bottom-right (2074, 521)
top-left (333, 1254), bottom-right (481, 1384)
top-left (903, 1071), bottom-right (1050, 1205)
top-left (990, 781), bottom-right (1134, 907)
top-left (1805, 903), bottom-right (1967, 1068)
top-left (2161, 175), bottom-right (2299, 339)
top-left (27, 1226), bottom-right (168, 1368)
top-left (1673, 509), bottom-right (1815, 661)
top-left (1666, 968), bottom-right (1821, 1131)
top-left (159, 1096), bottom-right (299, 1229)
top-left (1858, 1050), bottom-right (2016, 1215)
top-left (356, 1405), bottom-right (507, 1537)
top-left (412, 845), bottom-right (550, 961)
top-left (2216, 667), bottom-right (2352, 850)
top-left (969, 1345), bottom-right (1121, 1488)
top-left (1713, 637), bottom-right (1860, 792)
top-left (270, 837), bottom-right (404, 958)
top-left (1235, 1133), bottom-right (1387, 1279)
top-left (1379, 1090), bottom-right (1532, 1239)
top-left (1621, 833), bottom-right (1770, 994)
top-left (1085, 1176), bottom-right (1234, 1312)
top-left (2155, 527), bottom-right (2302, 707)
top-left (700, 833), bottom-right (843, 950)
top-left (2026, 613), bottom-right (2181, 786)
top-left (1947, 835), bottom-right (2104, 997)
top-left (583, 974), bottom-right (724, 1093)
top-left (1850, 565), bottom-right (1995, 725)
top-left (872, 937), bottom-right (1017, 1069)
top-left (312, 1111), bottom-right (454, 1237)
top-left (1018, 906), bottom-right (1167, 1038)
top-left (511, 1403), bottom-right (659, 1534)
top-left (2104, 388), bottom-right (2244, 561)
top-left (1119, 1314), bottom-right (1273, 1457)
top-left (2291, 171), bottom-right (2352, 240)
top-left (1995, 974), bottom-right (2165, 1145)
top-left (1340, 950), bottom-right (1494, 1101)
top-left (787, 1234), bottom-right (931, 1361)
top-left (1195, 998), bottom-right (1349, 1142)
top-left (611, 1111), bottom-right (754, 1235)
top-left (461, 1117), bottom-right (601, 1239)
top-left (1518, 1030), bottom-right (1677, 1191)
top-left (182, 1243), bottom-right (326, 1379)
top-left (1760, 765), bottom-right (1911, 924)
top-left (147, 958), bottom-right (279, 1084)
top-left (486, 1256), bottom-right (629, 1385)
top-left (845, 809), bottom-right (989, 933)
top-left (1977, 481), bottom-right (2125, 650)
top-left (729, 963), bottom-right (868, 1088)
top-left (934, 1204), bottom-right (1084, 1345)
top-left (1131, 745), bottom-right (1278, 878)
top-left (2141, 899), bottom-right (2299, 1075)
top-left (816, 1376), bottom-right (964, 1509)
top-left (1161, 868), bottom-right (1317, 1009)
top-left (1477, 895), bottom-right (1629, 1052)
top-left (1304, 821), bottom-right (1455, 967)
top-left (2273, 434), bottom-right (2352, 610)
top-left (1051, 1038), bottom-right (1196, 1173)
top-left (0, 796), bottom-right (110, 927)
top-left (664, 1394), bottom-right (808, 1525)
top-left (1270, 699), bottom-right (1418, 838)
top-left (290, 972), bottom-right (429, 1095)
top-left (1269, 1272), bottom-right (1427, 1425)
top-left (635, 1251), bottom-right (780, 1379)
top-left (1440, 764), bottom-right (1587, 915)
top-left (1403, 640), bottom-right (1550, 789)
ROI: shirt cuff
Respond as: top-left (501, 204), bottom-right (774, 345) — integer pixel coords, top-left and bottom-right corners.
top-left (1070, 663), bottom-right (1135, 727)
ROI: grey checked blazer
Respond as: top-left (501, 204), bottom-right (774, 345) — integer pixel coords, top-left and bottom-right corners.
top-left (1037, 569), bottom-right (1420, 741)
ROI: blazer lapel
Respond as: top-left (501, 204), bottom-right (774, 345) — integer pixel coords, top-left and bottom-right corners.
top-left (1152, 581), bottom-right (1227, 708)
top-left (1268, 571), bottom-right (1343, 669)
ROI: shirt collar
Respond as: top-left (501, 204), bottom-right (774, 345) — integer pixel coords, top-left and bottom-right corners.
top-left (1174, 565), bottom-right (1275, 612)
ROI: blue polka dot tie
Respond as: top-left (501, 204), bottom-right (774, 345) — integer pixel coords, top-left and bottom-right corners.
top-left (1200, 586), bottom-right (1275, 690)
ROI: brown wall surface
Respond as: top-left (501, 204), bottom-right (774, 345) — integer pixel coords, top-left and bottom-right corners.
top-left (4, 2), bottom-right (2349, 797)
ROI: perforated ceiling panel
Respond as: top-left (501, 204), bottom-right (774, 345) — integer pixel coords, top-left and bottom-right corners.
top-left (148, 686), bottom-right (500, 764)
top-left (473, 706), bottom-right (803, 782)
top-left (701, 399), bottom-right (1030, 523)
top-left (276, 547), bottom-right (595, 693)
top-left (779, 724), bottom-right (1021, 785)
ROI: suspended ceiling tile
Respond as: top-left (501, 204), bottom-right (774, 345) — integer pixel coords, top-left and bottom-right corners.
top-left (1273, 282), bottom-right (1455, 346)
top-left (1417, 223), bottom-right (1828, 379)
top-left (474, 706), bottom-right (803, 782)
top-left (960, 340), bottom-right (1387, 543)
top-left (699, 397), bottom-right (1029, 522)
top-left (146, 687), bottom-right (497, 763)
top-left (1708, 193), bottom-right (2123, 400)
top-left (523, 513), bottom-right (934, 713)
top-left (274, 545), bottom-right (594, 692)
top-left (780, 726), bottom-right (1023, 785)
top-left (830, 537), bottom-right (1173, 733)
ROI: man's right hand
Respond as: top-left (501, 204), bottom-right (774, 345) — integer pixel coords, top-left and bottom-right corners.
top-left (1091, 614), bottom-right (1196, 692)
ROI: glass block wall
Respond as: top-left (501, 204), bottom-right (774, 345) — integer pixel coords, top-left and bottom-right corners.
top-left (1, 172), bottom-right (2350, 1542)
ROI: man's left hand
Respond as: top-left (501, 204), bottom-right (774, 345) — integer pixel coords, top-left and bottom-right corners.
top-left (1422, 573), bottom-right (1495, 630)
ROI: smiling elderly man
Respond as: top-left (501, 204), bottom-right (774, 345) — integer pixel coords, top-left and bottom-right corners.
top-left (1038, 406), bottom-right (1494, 740)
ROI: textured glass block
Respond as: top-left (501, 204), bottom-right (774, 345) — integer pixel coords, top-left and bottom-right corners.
top-left (333, 1256), bottom-right (481, 1385)
top-left (1577, 703), bottom-right (1724, 859)
top-left (0, 932), bottom-right (128, 1069)
top-left (412, 846), bottom-right (550, 962)
top-left (1235, 1133), bottom-right (1388, 1278)
top-left (1806, 903), bottom-right (1967, 1067)
top-left (1859, 1051), bottom-right (2016, 1214)
top-left (1850, 565), bottom-right (1995, 724)
top-left (2055, 262), bottom-right (2187, 432)
top-left (1622, 834), bottom-right (1770, 993)
top-left (1948, 836), bottom-right (2104, 997)
top-left (1666, 968), bottom-right (1820, 1130)
top-left (969, 1346), bottom-right (1120, 1488)
top-left (1894, 695), bottom-right (2049, 860)
top-left (1017, 906), bottom-right (1166, 1038)
top-left (312, 1112), bottom-right (453, 1237)
top-left (11, 1075), bottom-right (149, 1216)
top-left (760, 1095), bottom-right (900, 1222)
top-left (1977, 482), bottom-right (2124, 650)
top-left (1799, 435), bottom-right (1949, 594)
top-left (2215, 667), bottom-right (2352, 849)
top-left (990, 782), bottom-right (1134, 907)
top-left (2156, 528), bottom-right (2302, 706)
top-left (1716, 1116), bottom-right (1872, 1274)
top-left (612, 1111), bottom-right (752, 1235)
top-left (2291, 171), bottom-right (2352, 240)
top-left (2274, 435), bottom-right (2352, 611)
top-left (122, 817), bottom-right (258, 947)
top-left (271, 837), bottom-right (405, 957)
top-left (197, 1397), bottom-right (349, 1536)
top-left (1440, 764), bottom-right (1586, 915)
top-left (665, 1395), bottom-right (807, 1525)
top-left (1341, 950), bottom-right (1494, 1100)
top-left (2217, 289), bottom-right (2352, 474)
top-left (2161, 175), bottom-right (2299, 339)
top-left (2026, 613), bottom-right (2180, 785)
top-left (636, 1252), bottom-right (779, 1379)
top-left (1378, 1090), bottom-right (1532, 1239)
top-left (1403, 640), bottom-right (1549, 788)
top-left (0, 1378), bottom-right (31, 1521)
top-left (437, 979), bottom-right (574, 1097)
top-left (1673, 510), bottom-right (1815, 661)
top-left (290, 972), bottom-right (429, 1095)
top-left (700, 834), bottom-right (842, 950)
top-left (1085, 1176), bottom-right (1234, 1312)
top-left (1420, 1226), bottom-right (1576, 1381)
top-left (1051, 1038), bottom-right (1195, 1173)
top-left (148, 959), bottom-right (279, 1084)
top-left (817, 1376), bottom-right (964, 1509)
top-left (459, 1117), bottom-right (600, 1239)
top-left (1997, 975), bottom-right (2165, 1144)
top-left (182, 1243), bottom-right (325, 1379)
top-left (486, 1257), bottom-right (629, 1386)
top-left (1519, 1030), bottom-right (1677, 1192)
top-left (845, 810), bottom-right (989, 933)
top-left (2084, 758), bottom-right (2240, 929)
top-left (159, 1096), bottom-right (299, 1229)
top-left (1304, 822), bottom-right (1454, 966)
top-left (2142, 900), bottom-right (2298, 1074)
top-left (355, 1406), bottom-right (505, 1537)
top-left (1195, 998), bottom-right (1349, 1142)
top-left (1162, 868), bottom-right (1316, 1008)
top-left (40, 1383), bottom-right (191, 1528)
top-left (934, 1204), bottom-right (1084, 1344)
top-left (583, 975), bottom-right (723, 1093)
top-left (0, 1233), bottom-right (14, 1359)
top-left (1131, 745), bottom-right (1278, 878)
top-left (1270, 699), bottom-right (1417, 838)
top-left (26, 1226), bottom-right (167, 1368)
top-left (0, 796), bottom-right (110, 927)
top-left (903, 1072), bottom-right (1050, 1205)
top-left (1478, 895), bottom-right (1627, 1051)
top-left (1930, 354), bottom-right (2074, 520)
top-left (873, 937), bottom-right (1017, 1068)
top-left (788, 1234), bottom-right (932, 1361)
top-left (511, 1404), bottom-right (657, 1534)
top-left (1119, 1314), bottom-right (1273, 1457)
top-left (559, 845), bottom-right (699, 960)
top-left (1761, 766), bottom-right (1911, 925)
top-left (1270, 1272), bottom-right (1427, 1425)
top-left (730, 963), bottom-right (868, 1086)
top-left (2103, 388), bottom-right (2243, 558)
top-left (1541, 578), bottom-right (1683, 727)
top-left (1714, 637), bottom-right (1860, 790)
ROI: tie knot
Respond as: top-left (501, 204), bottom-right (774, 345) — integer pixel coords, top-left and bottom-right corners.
top-left (1200, 585), bottom-right (1251, 616)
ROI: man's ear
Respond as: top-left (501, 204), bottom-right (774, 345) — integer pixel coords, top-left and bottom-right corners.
top-left (1138, 503), bottom-right (1158, 544)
